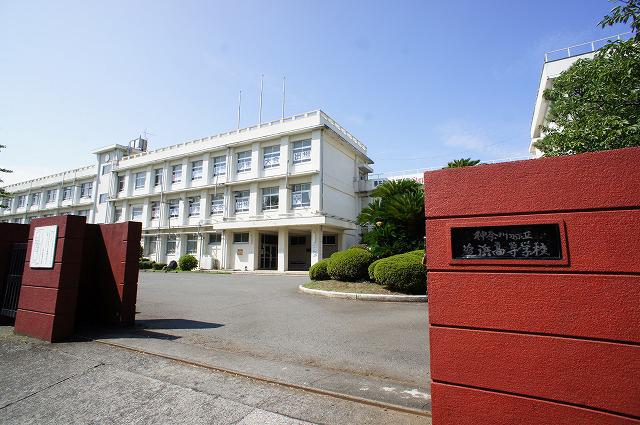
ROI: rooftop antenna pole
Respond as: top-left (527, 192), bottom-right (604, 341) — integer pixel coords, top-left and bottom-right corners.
top-left (258, 74), bottom-right (264, 124)
top-left (281, 76), bottom-right (286, 120)
top-left (237, 90), bottom-right (242, 130)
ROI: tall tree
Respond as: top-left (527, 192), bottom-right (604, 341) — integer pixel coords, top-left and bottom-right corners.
top-left (0, 145), bottom-right (12, 208)
top-left (357, 179), bottom-right (425, 257)
top-left (534, 1), bottom-right (640, 156)
top-left (446, 158), bottom-right (481, 168)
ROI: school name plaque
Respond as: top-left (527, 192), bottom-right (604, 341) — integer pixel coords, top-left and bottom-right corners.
top-left (30, 225), bottom-right (58, 268)
top-left (451, 224), bottom-right (562, 260)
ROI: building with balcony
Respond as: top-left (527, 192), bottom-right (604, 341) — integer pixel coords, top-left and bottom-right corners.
top-left (2, 110), bottom-right (374, 272)
top-left (529, 32), bottom-right (632, 157)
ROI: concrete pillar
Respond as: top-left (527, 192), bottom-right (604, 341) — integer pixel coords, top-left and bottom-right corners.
top-left (310, 226), bottom-right (323, 266)
top-left (340, 230), bottom-right (349, 251)
top-left (221, 229), bottom-right (231, 269)
top-left (180, 193), bottom-right (187, 226)
top-left (278, 227), bottom-right (288, 272)
top-left (202, 154), bottom-right (210, 186)
top-left (182, 158), bottom-right (190, 189)
top-left (250, 183), bottom-right (259, 216)
top-left (251, 142), bottom-right (260, 179)
top-left (278, 182), bottom-right (289, 215)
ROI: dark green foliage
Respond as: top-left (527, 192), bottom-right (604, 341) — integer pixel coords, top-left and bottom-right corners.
top-left (373, 251), bottom-right (426, 295)
top-left (358, 179), bottom-right (425, 258)
top-left (446, 158), bottom-right (481, 168)
top-left (178, 254), bottom-right (198, 271)
top-left (326, 248), bottom-right (374, 282)
top-left (0, 145), bottom-right (12, 208)
top-left (139, 245), bottom-right (144, 259)
top-left (599, 0), bottom-right (640, 40)
top-left (152, 262), bottom-right (166, 270)
top-left (139, 258), bottom-right (154, 270)
top-left (309, 259), bottom-right (331, 280)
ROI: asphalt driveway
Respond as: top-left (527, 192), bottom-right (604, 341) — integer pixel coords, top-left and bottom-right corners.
top-left (135, 272), bottom-right (430, 392)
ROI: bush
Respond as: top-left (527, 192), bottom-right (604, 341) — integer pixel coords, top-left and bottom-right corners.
top-left (152, 262), bottom-right (166, 271)
top-left (139, 258), bottom-right (153, 270)
top-left (326, 248), bottom-right (374, 282)
top-left (373, 251), bottom-right (426, 295)
top-left (368, 259), bottom-right (382, 282)
top-left (178, 254), bottom-right (198, 271)
top-left (309, 259), bottom-right (331, 280)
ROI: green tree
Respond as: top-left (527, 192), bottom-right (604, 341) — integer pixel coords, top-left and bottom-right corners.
top-left (357, 179), bottom-right (424, 257)
top-left (0, 145), bottom-right (12, 208)
top-left (599, 0), bottom-right (640, 40)
top-left (446, 158), bottom-right (481, 168)
top-left (534, 1), bottom-right (640, 156)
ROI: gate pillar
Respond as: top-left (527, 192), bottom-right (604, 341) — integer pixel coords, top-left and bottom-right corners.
top-left (424, 148), bottom-right (640, 424)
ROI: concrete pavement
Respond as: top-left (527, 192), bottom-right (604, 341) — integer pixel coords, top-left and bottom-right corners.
top-left (0, 327), bottom-right (430, 424)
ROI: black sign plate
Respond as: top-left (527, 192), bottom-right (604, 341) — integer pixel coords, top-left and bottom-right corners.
top-left (451, 224), bottom-right (562, 260)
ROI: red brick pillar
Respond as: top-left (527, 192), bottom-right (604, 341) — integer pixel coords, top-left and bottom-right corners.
top-left (15, 216), bottom-right (86, 342)
top-left (424, 147), bottom-right (640, 424)
top-left (0, 223), bottom-right (29, 316)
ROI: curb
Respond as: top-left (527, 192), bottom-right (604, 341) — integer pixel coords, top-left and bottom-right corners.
top-left (298, 285), bottom-right (427, 302)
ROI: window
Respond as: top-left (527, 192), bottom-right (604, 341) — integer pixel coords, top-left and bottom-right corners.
top-left (62, 187), bottom-right (72, 200)
top-left (188, 196), bottom-right (200, 217)
top-left (150, 201), bottom-right (160, 219)
top-left (210, 193), bottom-right (224, 215)
top-left (292, 139), bottom-right (311, 164)
top-left (191, 160), bottom-right (203, 180)
top-left (208, 233), bottom-right (221, 245)
top-left (117, 176), bottom-right (125, 192)
top-left (263, 145), bottom-right (280, 168)
top-left (236, 151), bottom-right (251, 173)
top-left (186, 234), bottom-right (198, 254)
top-left (169, 199), bottom-right (180, 218)
top-left (323, 235), bottom-right (337, 245)
top-left (99, 193), bottom-right (108, 204)
top-left (291, 183), bottom-right (311, 208)
top-left (171, 165), bottom-right (182, 183)
top-left (166, 235), bottom-right (177, 254)
top-left (77, 209), bottom-right (89, 217)
top-left (234, 190), bottom-right (249, 213)
top-left (145, 236), bottom-right (157, 255)
top-left (154, 169), bottom-right (163, 187)
top-left (114, 208), bottom-right (123, 222)
top-left (17, 195), bottom-right (26, 208)
top-left (31, 192), bottom-right (41, 205)
top-left (290, 236), bottom-right (306, 245)
top-left (101, 164), bottom-right (112, 175)
top-left (80, 182), bottom-right (93, 199)
top-left (131, 206), bottom-right (143, 221)
top-left (262, 187), bottom-right (279, 210)
top-left (212, 155), bottom-right (226, 176)
top-left (233, 232), bottom-right (249, 243)
top-left (134, 172), bottom-right (145, 189)
top-left (46, 189), bottom-right (57, 204)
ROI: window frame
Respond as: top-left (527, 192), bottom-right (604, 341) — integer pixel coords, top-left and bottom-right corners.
top-left (169, 199), bottom-right (180, 218)
top-left (236, 151), bottom-right (252, 173)
top-left (210, 193), bottom-right (224, 215)
top-left (212, 155), bottom-right (226, 176)
top-left (171, 165), bottom-right (182, 183)
top-left (134, 172), bottom-right (146, 189)
top-left (46, 189), bottom-right (57, 204)
top-left (188, 196), bottom-right (201, 217)
top-left (166, 235), bottom-right (177, 254)
top-left (261, 187), bottom-right (279, 211)
top-left (150, 201), bottom-right (161, 220)
top-left (186, 234), bottom-right (198, 254)
top-left (80, 182), bottom-right (93, 199)
top-left (191, 160), bottom-right (203, 181)
top-left (154, 168), bottom-right (163, 187)
top-left (292, 139), bottom-right (312, 164)
top-left (234, 190), bottom-right (250, 213)
top-left (233, 232), bottom-right (250, 244)
top-left (131, 205), bottom-right (143, 221)
top-left (291, 183), bottom-right (311, 208)
top-left (263, 145), bottom-right (280, 169)
top-left (208, 233), bottom-right (222, 245)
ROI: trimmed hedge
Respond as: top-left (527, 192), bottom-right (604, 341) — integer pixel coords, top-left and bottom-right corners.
top-left (368, 259), bottom-right (382, 281)
top-left (178, 254), bottom-right (198, 271)
top-left (139, 258), bottom-right (154, 270)
top-left (309, 259), bottom-right (330, 280)
top-left (372, 251), bottom-right (426, 295)
top-left (326, 247), bottom-right (374, 282)
top-left (152, 262), bottom-right (166, 271)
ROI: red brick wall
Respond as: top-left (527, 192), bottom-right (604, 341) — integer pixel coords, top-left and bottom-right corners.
top-left (77, 221), bottom-right (141, 326)
top-left (14, 216), bottom-right (86, 342)
top-left (424, 147), bottom-right (640, 424)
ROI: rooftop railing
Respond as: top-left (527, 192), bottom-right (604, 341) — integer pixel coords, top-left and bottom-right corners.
top-left (544, 32), bottom-right (633, 63)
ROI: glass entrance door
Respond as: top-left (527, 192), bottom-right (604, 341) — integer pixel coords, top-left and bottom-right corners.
top-left (259, 234), bottom-right (278, 270)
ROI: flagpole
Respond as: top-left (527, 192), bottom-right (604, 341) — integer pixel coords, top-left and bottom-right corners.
top-left (259, 74), bottom-right (264, 124)
top-left (237, 90), bottom-right (242, 130)
top-left (281, 76), bottom-right (286, 120)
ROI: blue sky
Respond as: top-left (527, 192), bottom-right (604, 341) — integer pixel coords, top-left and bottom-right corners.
top-left (0, 0), bottom-right (628, 184)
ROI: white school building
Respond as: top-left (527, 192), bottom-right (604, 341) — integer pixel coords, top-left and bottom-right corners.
top-left (2, 110), bottom-right (374, 272)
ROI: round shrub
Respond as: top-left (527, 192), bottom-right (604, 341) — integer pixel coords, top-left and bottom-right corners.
top-left (178, 254), bottom-right (198, 271)
top-left (309, 259), bottom-right (331, 280)
top-left (152, 262), bottom-right (166, 271)
top-left (373, 252), bottom-right (426, 295)
top-left (139, 258), bottom-right (153, 270)
top-left (368, 259), bottom-right (382, 282)
top-left (326, 248), bottom-right (374, 282)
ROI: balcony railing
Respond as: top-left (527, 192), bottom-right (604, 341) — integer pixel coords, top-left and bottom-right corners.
top-left (544, 32), bottom-right (632, 63)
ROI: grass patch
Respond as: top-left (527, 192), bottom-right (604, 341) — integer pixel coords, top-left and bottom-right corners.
top-left (303, 280), bottom-right (405, 295)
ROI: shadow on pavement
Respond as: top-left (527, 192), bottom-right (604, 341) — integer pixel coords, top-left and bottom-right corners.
top-left (73, 319), bottom-right (224, 342)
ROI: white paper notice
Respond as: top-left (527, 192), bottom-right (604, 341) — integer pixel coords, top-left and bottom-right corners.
top-left (30, 225), bottom-right (58, 269)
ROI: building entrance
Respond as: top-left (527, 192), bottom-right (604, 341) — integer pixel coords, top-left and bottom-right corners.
top-left (259, 234), bottom-right (278, 270)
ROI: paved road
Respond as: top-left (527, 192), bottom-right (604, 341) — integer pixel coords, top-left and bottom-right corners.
top-left (0, 327), bottom-right (429, 424)
top-left (136, 272), bottom-right (430, 389)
